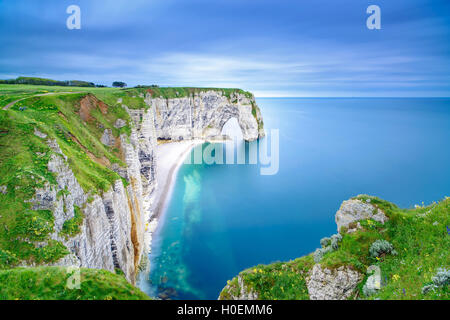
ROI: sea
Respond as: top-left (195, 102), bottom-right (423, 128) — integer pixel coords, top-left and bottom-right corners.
top-left (138, 98), bottom-right (450, 299)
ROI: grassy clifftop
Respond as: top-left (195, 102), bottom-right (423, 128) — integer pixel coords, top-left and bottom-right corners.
top-left (0, 84), bottom-right (254, 110)
top-left (0, 267), bottom-right (150, 300)
top-left (220, 196), bottom-right (449, 300)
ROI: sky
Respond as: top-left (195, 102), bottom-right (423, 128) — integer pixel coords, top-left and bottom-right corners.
top-left (0, 0), bottom-right (449, 97)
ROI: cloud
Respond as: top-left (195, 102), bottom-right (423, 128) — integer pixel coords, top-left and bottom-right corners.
top-left (0, 0), bottom-right (449, 96)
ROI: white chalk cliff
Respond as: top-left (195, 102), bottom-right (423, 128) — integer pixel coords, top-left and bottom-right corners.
top-left (28, 90), bottom-right (264, 284)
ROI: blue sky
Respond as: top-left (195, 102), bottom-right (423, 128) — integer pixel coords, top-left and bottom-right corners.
top-left (0, 0), bottom-right (449, 97)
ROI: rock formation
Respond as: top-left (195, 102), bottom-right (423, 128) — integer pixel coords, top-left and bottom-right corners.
top-left (306, 264), bottom-right (362, 300)
top-left (149, 91), bottom-right (264, 141)
top-left (335, 198), bottom-right (388, 232)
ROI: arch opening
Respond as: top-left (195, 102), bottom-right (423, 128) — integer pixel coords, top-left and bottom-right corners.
top-left (220, 117), bottom-right (243, 141)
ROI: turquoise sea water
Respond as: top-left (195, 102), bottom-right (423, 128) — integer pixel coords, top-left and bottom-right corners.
top-left (139, 98), bottom-right (450, 300)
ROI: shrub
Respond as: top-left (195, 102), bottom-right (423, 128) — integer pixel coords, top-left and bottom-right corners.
top-left (369, 240), bottom-right (398, 258)
top-left (320, 237), bottom-right (330, 248)
top-left (314, 233), bottom-right (343, 263)
top-left (330, 234), bottom-right (343, 250)
top-left (314, 246), bottom-right (332, 263)
top-left (422, 268), bottom-right (450, 294)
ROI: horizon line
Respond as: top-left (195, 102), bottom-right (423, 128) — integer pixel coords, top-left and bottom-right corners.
top-left (254, 96), bottom-right (450, 99)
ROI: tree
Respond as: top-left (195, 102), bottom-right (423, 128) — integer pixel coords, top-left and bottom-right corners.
top-left (112, 81), bottom-right (127, 88)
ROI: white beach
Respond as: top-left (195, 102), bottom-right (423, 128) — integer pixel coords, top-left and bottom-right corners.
top-left (151, 140), bottom-right (204, 220)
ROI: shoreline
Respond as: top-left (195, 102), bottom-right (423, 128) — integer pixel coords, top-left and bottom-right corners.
top-left (151, 139), bottom-right (204, 222)
top-left (140, 140), bottom-right (203, 284)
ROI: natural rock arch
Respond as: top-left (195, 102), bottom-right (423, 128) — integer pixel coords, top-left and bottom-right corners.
top-left (150, 91), bottom-right (264, 142)
top-left (220, 117), bottom-right (243, 141)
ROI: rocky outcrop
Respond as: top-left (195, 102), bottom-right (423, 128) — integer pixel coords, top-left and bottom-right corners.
top-left (148, 91), bottom-right (264, 142)
top-left (362, 265), bottom-right (382, 297)
top-left (220, 276), bottom-right (259, 300)
top-left (306, 264), bottom-right (362, 300)
top-left (335, 198), bottom-right (388, 232)
top-left (26, 89), bottom-right (263, 284)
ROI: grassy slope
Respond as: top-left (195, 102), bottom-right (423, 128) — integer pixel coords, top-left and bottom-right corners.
top-left (0, 267), bottom-right (150, 300)
top-left (0, 86), bottom-right (157, 300)
top-left (220, 195), bottom-right (449, 300)
top-left (0, 84), bottom-right (255, 109)
top-left (0, 92), bottom-right (130, 267)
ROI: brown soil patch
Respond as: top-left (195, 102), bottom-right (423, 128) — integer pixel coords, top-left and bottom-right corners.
top-left (67, 131), bottom-right (111, 167)
top-left (79, 94), bottom-right (109, 122)
top-left (58, 112), bottom-right (68, 121)
top-left (114, 135), bottom-right (125, 162)
top-left (127, 177), bottom-right (142, 274)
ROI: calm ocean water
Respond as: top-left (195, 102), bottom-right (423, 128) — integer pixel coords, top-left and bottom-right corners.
top-left (138, 98), bottom-right (450, 299)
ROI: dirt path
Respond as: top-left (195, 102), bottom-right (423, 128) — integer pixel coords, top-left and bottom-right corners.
top-left (2, 91), bottom-right (82, 110)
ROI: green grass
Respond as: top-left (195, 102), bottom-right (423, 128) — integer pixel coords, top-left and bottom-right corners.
top-left (220, 196), bottom-right (449, 300)
top-left (60, 205), bottom-right (84, 239)
top-left (0, 267), bottom-right (150, 300)
top-left (219, 255), bottom-right (314, 300)
top-left (129, 86), bottom-right (254, 100)
top-left (0, 84), bottom-right (255, 109)
top-left (0, 84), bottom-right (118, 109)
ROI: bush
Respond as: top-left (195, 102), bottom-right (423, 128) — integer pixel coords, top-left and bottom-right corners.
top-left (314, 233), bottom-right (343, 263)
top-left (422, 268), bottom-right (450, 294)
top-left (314, 246), bottom-right (332, 263)
top-left (369, 240), bottom-right (398, 258)
top-left (320, 237), bottom-right (330, 248)
top-left (432, 268), bottom-right (450, 287)
top-left (330, 234), bottom-right (342, 250)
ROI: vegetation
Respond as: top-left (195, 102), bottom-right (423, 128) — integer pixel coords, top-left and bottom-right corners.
top-left (130, 86), bottom-right (254, 100)
top-left (220, 196), bottom-right (449, 300)
top-left (369, 239), bottom-right (398, 258)
top-left (0, 88), bottom-right (132, 267)
top-left (60, 205), bottom-right (84, 239)
top-left (112, 81), bottom-right (127, 88)
top-left (0, 77), bottom-right (96, 87)
top-left (314, 233), bottom-right (342, 262)
top-left (0, 267), bottom-right (150, 300)
top-left (219, 255), bottom-right (314, 300)
top-left (251, 101), bottom-right (264, 131)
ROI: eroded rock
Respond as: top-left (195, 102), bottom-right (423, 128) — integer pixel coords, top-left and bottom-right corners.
top-left (307, 264), bottom-right (362, 300)
top-left (101, 129), bottom-right (115, 147)
top-left (220, 276), bottom-right (259, 300)
top-left (335, 199), bottom-right (388, 232)
top-left (114, 118), bottom-right (127, 129)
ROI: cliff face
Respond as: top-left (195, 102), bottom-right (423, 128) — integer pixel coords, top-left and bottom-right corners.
top-left (7, 89), bottom-right (264, 284)
top-left (150, 91), bottom-right (264, 141)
